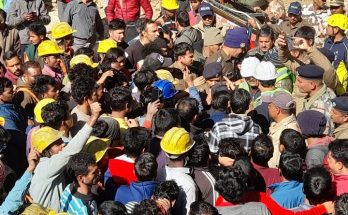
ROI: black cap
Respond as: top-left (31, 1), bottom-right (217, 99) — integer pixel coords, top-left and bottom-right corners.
top-left (203, 62), bottom-right (222, 79)
top-left (332, 96), bottom-right (348, 113)
top-left (141, 53), bottom-right (173, 71)
top-left (296, 64), bottom-right (324, 79)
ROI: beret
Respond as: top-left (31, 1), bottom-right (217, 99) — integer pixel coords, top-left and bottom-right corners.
top-left (203, 62), bottom-right (222, 79)
top-left (296, 64), bottom-right (324, 79)
top-left (332, 96), bottom-right (348, 113)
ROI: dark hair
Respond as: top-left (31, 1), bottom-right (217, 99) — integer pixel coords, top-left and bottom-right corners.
top-left (176, 10), bottom-right (190, 27)
top-left (42, 101), bottom-right (69, 129)
top-left (188, 133), bottom-right (210, 167)
top-left (68, 63), bottom-right (99, 82)
top-left (257, 24), bottom-right (275, 41)
top-left (0, 9), bottom-right (6, 23)
top-left (104, 47), bottom-right (125, 62)
top-left (31, 75), bottom-right (56, 99)
top-left (133, 70), bottom-right (156, 91)
top-left (28, 22), bottom-right (47, 37)
top-left (212, 90), bottom-right (230, 111)
top-left (134, 152), bottom-right (157, 181)
top-left (218, 138), bottom-right (245, 160)
top-left (280, 129), bottom-right (306, 156)
top-left (154, 109), bottom-right (181, 136)
top-left (259, 79), bottom-right (276, 87)
top-left (329, 139), bottom-right (348, 168)
top-left (132, 199), bottom-right (158, 215)
top-left (71, 77), bottom-right (97, 105)
top-left (108, 86), bottom-right (133, 111)
top-left (335, 193), bottom-right (348, 215)
top-left (0, 77), bottom-right (12, 94)
top-left (177, 97), bottom-right (199, 123)
top-left (109, 19), bottom-right (126, 30)
top-left (0, 126), bottom-right (10, 155)
top-left (124, 127), bottom-right (151, 158)
top-left (294, 26), bottom-right (316, 41)
top-left (153, 180), bottom-right (180, 202)
top-left (279, 152), bottom-right (303, 181)
top-left (174, 42), bottom-right (194, 59)
top-left (303, 166), bottom-right (332, 205)
top-left (136, 18), bottom-right (151, 34)
top-left (22, 61), bottom-right (40, 73)
top-left (100, 48), bottom-right (126, 76)
top-left (230, 88), bottom-right (250, 114)
top-left (99, 201), bottom-right (127, 215)
top-left (143, 38), bottom-right (168, 57)
top-left (67, 152), bottom-right (96, 181)
top-left (251, 134), bottom-right (274, 165)
top-left (189, 201), bottom-right (218, 215)
top-left (92, 120), bottom-right (109, 137)
top-left (215, 166), bottom-right (248, 203)
top-left (3, 50), bottom-right (18, 62)
top-left (74, 47), bottom-right (94, 58)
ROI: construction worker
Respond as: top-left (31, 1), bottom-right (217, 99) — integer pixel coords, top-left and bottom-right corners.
top-left (239, 56), bottom-right (261, 102)
top-left (51, 22), bottom-right (75, 77)
top-left (156, 0), bottom-right (179, 33)
top-left (97, 39), bottom-right (117, 63)
top-left (38, 40), bottom-right (64, 89)
top-left (324, 14), bottom-right (348, 94)
top-left (157, 127), bottom-right (197, 215)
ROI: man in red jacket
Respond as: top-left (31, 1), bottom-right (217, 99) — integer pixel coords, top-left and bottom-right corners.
top-left (106, 0), bottom-right (153, 43)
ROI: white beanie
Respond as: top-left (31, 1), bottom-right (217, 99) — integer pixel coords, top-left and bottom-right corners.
top-left (254, 61), bottom-right (278, 81)
top-left (240, 57), bottom-right (261, 78)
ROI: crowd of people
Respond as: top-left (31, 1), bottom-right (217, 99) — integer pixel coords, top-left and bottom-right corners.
top-left (0, 0), bottom-right (347, 214)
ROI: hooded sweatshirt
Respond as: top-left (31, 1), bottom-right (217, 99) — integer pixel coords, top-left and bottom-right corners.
top-left (306, 136), bottom-right (334, 169)
top-left (115, 181), bottom-right (157, 205)
top-left (209, 114), bottom-right (262, 153)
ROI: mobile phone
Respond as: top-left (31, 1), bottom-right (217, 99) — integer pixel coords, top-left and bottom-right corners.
top-left (151, 87), bottom-right (163, 102)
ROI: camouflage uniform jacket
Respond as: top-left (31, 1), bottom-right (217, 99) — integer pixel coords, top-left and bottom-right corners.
top-left (303, 84), bottom-right (336, 135)
top-left (302, 4), bottom-right (330, 47)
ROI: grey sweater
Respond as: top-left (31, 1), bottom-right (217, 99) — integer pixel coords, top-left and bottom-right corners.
top-left (29, 124), bottom-right (93, 211)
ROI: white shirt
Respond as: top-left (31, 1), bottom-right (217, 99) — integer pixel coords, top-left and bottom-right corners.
top-left (157, 166), bottom-right (197, 215)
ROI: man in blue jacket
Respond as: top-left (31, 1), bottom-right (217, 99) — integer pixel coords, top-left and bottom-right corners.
top-left (115, 152), bottom-right (157, 206)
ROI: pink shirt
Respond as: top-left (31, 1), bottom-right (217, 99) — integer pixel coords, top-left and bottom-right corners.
top-left (332, 174), bottom-right (348, 196)
top-left (42, 64), bottom-right (62, 89)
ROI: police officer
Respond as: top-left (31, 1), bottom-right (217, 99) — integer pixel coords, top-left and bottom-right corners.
top-left (296, 64), bottom-right (336, 135)
top-left (330, 96), bottom-right (348, 139)
top-left (205, 27), bottom-right (249, 82)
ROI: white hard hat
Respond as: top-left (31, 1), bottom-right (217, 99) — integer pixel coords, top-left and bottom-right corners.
top-left (240, 57), bottom-right (261, 78)
top-left (254, 61), bottom-right (278, 81)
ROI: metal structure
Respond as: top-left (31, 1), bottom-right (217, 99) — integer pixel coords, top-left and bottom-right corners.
top-left (206, 0), bottom-right (263, 31)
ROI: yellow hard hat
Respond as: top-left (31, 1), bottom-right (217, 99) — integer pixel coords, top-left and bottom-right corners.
top-left (70, 54), bottom-right (98, 68)
top-left (97, 39), bottom-right (117, 54)
top-left (83, 136), bottom-right (111, 162)
top-left (160, 127), bottom-right (194, 156)
top-left (32, 127), bottom-right (64, 153)
top-left (155, 69), bottom-right (174, 83)
top-left (327, 14), bottom-right (348, 30)
top-left (38, 40), bottom-right (64, 57)
top-left (161, 0), bottom-right (179, 10)
top-left (34, 98), bottom-right (55, 123)
top-left (20, 203), bottom-right (69, 215)
top-left (51, 22), bottom-right (76, 39)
